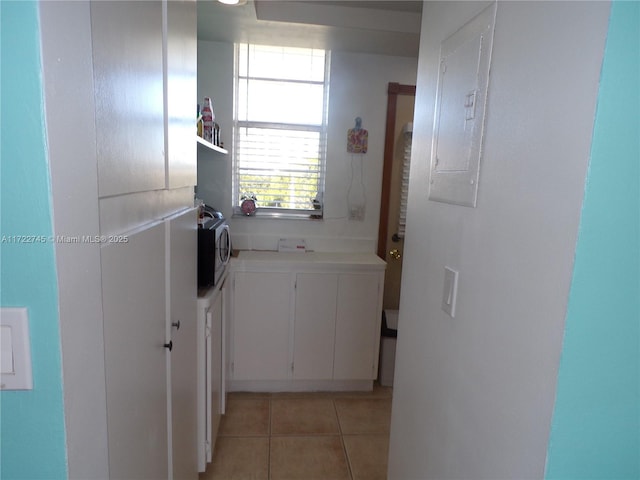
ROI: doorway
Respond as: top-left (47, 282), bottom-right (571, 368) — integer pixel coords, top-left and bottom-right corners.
top-left (377, 83), bottom-right (416, 310)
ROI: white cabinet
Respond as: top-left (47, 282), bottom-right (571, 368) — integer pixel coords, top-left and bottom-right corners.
top-left (210, 289), bottom-right (223, 452)
top-left (167, 0), bottom-right (197, 188)
top-left (230, 252), bottom-right (385, 391)
top-left (91, 0), bottom-right (197, 197)
top-left (197, 284), bottom-right (223, 472)
top-left (293, 273), bottom-right (338, 380)
top-left (232, 272), bottom-right (292, 381)
top-left (101, 210), bottom-right (198, 479)
top-left (91, 0), bottom-right (165, 198)
top-left (334, 273), bottom-right (382, 380)
top-left (41, 0), bottom-right (197, 477)
top-left (167, 209), bottom-right (198, 480)
top-left (101, 223), bottom-right (168, 479)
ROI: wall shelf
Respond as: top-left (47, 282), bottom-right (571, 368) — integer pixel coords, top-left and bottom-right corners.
top-left (196, 136), bottom-right (228, 155)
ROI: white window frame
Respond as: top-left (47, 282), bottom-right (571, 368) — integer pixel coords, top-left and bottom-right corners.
top-left (232, 43), bottom-right (330, 219)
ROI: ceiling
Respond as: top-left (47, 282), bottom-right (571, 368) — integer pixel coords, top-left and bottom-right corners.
top-left (197, 0), bottom-right (422, 57)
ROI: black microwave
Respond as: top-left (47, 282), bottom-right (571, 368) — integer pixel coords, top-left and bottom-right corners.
top-left (197, 217), bottom-right (231, 289)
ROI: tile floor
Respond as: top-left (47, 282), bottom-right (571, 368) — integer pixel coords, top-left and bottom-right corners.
top-left (200, 384), bottom-right (392, 480)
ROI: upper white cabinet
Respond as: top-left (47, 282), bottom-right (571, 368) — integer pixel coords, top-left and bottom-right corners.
top-left (230, 252), bottom-right (385, 391)
top-left (91, 1), bottom-right (165, 197)
top-left (91, 0), bottom-right (197, 197)
top-left (167, 0), bottom-right (197, 188)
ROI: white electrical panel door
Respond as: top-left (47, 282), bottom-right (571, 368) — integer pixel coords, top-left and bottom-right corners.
top-left (429, 3), bottom-right (497, 207)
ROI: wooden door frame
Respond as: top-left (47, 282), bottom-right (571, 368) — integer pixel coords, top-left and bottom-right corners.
top-left (377, 82), bottom-right (416, 260)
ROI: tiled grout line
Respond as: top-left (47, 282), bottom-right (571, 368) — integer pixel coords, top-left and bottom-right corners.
top-left (334, 397), bottom-right (355, 480)
top-left (268, 396), bottom-right (272, 480)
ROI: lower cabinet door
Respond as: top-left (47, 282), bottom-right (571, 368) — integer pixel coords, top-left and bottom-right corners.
top-left (210, 290), bottom-right (223, 457)
top-left (168, 209), bottom-right (198, 479)
top-left (232, 272), bottom-right (291, 381)
top-left (333, 273), bottom-right (381, 380)
top-left (293, 273), bottom-right (338, 380)
top-left (101, 222), bottom-right (168, 479)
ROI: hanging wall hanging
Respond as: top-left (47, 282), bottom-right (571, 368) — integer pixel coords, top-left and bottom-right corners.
top-left (347, 117), bottom-right (368, 154)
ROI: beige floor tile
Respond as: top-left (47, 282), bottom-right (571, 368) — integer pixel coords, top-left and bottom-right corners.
top-left (201, 436), bottom-right (269, 480)
top-left (219, 397), bottom-right (270, 436)
top-left (228, 391), bottom-right (272, 399)
top-left (332, 383), bottom-right (393, 399)
top-left (271, 391), bottom-right (337, 399)
top-left (334, 398), bottom-right (392, 435)
top-left (343, 434), bottom-right (389, 480)
top-left (271, 398), bottom-right (340, 435)
top-left (270, 436), bottom-right (351, 480)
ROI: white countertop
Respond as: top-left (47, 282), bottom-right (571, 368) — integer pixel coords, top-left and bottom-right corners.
top-left (232, 251), bottom-right (386, 271)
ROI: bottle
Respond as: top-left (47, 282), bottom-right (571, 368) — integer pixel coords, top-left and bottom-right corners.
top-left (213, 122), bottom-right (220, 146)
top-left (201, 97), bottom-right (215, 143)
top-left (196, 104), bottom-right (203, 138)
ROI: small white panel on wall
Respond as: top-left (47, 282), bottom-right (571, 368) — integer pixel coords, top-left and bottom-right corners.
top-left (0, 307), bottom-right (33, 390)
top-left (429, 2), bottom-right (497, 207)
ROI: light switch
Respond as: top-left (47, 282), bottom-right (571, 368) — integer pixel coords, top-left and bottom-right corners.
top-left (442, 267), bottom-right (459, 318)
top-left (0, 307), bottom-right (33, 390)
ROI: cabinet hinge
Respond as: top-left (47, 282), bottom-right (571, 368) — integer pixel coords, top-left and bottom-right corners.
top-left (205, 441), bottom-right (211, 459)
top-left (291, 362), bottom-right (294, 372)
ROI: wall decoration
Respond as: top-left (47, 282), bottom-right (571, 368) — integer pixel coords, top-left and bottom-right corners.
top-left (347, 117), bottom-right (368, 154)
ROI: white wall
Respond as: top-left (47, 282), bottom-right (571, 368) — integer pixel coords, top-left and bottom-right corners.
top-left (197, 40), bottom-right (417, 252)
top-left (388, 1), bottom-right (610, 479)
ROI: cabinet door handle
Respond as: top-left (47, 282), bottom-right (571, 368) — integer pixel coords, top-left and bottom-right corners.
top-left (172, 320), bottom-right (181, 330)
top-left (164, 341), bottom-right (173, 352)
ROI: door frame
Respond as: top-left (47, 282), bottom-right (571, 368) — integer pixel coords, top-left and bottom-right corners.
top-left (377, 82), bottom-right (416, 260)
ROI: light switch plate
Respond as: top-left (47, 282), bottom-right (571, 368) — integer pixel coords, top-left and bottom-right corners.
top-left (0, 307), bottom-right (33, 390)
top-left (442, 267), bottom-right (459, 318)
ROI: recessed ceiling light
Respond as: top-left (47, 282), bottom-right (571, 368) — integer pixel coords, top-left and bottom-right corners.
top-left (218, 0), bottom-right (247, 5)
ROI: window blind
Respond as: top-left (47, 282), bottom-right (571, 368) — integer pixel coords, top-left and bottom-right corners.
top-left (233, 44), bottom-right (329, 217)
top-left (397, 125), bottom-right (413, 238)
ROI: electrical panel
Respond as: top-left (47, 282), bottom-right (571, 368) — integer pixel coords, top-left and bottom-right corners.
top-left (429, 3), bottom-right (497, 207)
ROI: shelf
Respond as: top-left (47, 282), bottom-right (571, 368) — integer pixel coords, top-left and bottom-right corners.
top-left (196, 136), bottom-right (228, 155)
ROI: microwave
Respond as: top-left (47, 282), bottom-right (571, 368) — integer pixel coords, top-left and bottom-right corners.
top-left (197, 217), bottom-right (231, 289)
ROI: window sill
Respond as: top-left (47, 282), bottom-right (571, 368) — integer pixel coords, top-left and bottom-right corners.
top-left (232, 211), bottom-right (323, 221)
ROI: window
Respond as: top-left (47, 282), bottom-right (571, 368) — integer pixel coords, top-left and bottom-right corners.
top-left (233, 44), bottom-right (330, 218)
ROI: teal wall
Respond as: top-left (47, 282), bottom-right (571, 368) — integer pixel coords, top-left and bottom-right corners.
top-left (545, 2), bottom-right (640, 478)
top-left (0, 1), bottom-right (68, 478)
